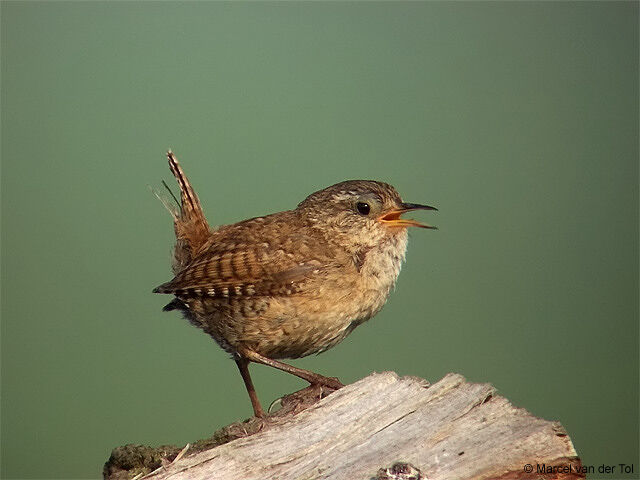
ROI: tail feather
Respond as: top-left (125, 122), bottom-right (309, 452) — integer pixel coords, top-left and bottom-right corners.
top-left (149, 182), bottom-right (179, 221)
top-left (165, 150), bottom-right (211, 272)
top-left (167, 151), bottom-right (206, 228)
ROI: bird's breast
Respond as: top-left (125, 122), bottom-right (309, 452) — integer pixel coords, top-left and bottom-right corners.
top-left (350, 230), bottom-right (409, 320)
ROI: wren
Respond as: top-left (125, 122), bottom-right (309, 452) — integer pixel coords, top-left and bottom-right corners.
top-left (153, 151), bottom-right (436, 417)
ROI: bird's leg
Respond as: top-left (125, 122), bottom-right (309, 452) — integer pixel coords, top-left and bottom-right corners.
top-left (235, 357), bottom-right (266, 418)
top-left (237, 346), bottom-right (344, 390)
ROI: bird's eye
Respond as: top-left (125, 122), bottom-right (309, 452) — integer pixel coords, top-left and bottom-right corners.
top-left (356, 202), bottom-right (371, 215)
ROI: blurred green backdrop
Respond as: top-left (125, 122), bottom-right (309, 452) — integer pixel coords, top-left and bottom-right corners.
top-left (1, 2), bottom-right (638, 479)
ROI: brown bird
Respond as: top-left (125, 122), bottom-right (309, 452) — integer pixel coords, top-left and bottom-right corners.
top-left (153, 151), bottom-right (436, 417)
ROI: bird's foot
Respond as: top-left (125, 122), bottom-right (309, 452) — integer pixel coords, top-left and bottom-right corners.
top-left (311, 375), bottom-right (344, 391)
top-left (270, 379), bottom-right (342, 416)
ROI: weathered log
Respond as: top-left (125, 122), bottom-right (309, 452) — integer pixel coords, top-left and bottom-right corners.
top-left (104, 372), bottom-right (584, 480)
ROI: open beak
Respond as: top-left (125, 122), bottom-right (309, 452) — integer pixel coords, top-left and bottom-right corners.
top-left (379, 202), bottom-right (438, 229)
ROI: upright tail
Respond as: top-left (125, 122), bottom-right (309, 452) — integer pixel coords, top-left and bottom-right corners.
top-left (165, 150), bottom-right (211, 272)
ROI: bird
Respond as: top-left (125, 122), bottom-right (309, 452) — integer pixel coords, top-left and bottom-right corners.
top-left (153, 151), bottom-right (437, 417)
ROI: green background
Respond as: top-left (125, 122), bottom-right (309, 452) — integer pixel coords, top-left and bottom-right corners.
top-left (2, 2), bottom-right (638, 479)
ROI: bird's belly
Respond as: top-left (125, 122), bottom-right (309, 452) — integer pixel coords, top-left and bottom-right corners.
top-left (186, 283), bottom-right (390, 360)
top-left (248, 265), bottom-right (402, 358)
top-left (234, 294), bottom-right (372, 359)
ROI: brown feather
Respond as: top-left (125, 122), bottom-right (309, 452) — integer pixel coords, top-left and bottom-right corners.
top-left (165, 151), bottom-right (211, 272)
top-left (153, 212), bottom-right (337, 299)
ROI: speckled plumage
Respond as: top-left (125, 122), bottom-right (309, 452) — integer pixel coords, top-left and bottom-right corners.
top-left (153, 152), bottom-right (435, 416)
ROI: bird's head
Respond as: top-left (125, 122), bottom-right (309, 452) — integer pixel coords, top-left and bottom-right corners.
top-left (297, 180), bottom-right (436, 248)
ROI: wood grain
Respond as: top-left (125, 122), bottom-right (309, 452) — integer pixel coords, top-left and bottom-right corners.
top-left (117, 372), bottom-right (583, 480)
